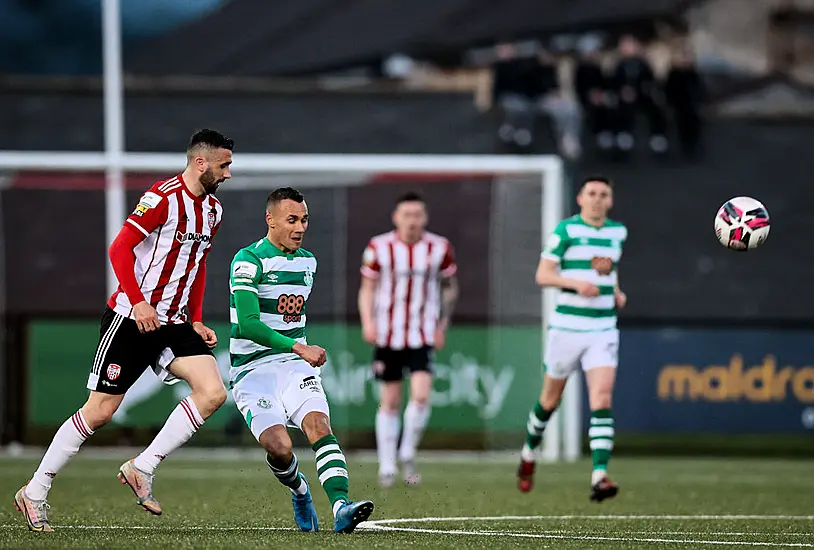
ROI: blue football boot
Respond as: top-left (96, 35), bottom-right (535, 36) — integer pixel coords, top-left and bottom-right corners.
top-left (333, 499), bottom-right (374, 534)
top-left (291, 474), bottom-right (318, 532)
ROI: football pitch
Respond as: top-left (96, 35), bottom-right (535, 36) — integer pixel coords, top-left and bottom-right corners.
top-left (0, 453), bottom-right (811, 549)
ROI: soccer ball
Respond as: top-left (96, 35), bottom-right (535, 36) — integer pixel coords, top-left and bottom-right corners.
top-left (714, 196), bottom-right (770, 251)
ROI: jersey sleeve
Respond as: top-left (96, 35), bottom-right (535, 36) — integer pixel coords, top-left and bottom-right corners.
top-left (439, 241), bottom-right (457, 278)
top-left (230, 250), bottom-right (263, 294)
top-left (233, 287), bottom-right (298, 352)
top-left (126, 190), bottom-right (169, 237)
top-left (541, 222), bottom-right (569, 263)
top-left (360, 241), bottom-right (381, 279)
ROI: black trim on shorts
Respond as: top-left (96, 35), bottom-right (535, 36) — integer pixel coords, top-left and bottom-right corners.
top-left (372, 346), bottom-right (433, 382)
top-left (87, 307), bottom-right (213, 395)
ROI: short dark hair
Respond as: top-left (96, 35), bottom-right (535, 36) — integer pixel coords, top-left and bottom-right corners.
top-left (396, 191), bottom-right (425, 206)
top-left (187, 129), bottom-right (234, 152)
top-left (266, 187), bottom-right (305, 211)
top-left (579, 175), bottom-right (613, 192)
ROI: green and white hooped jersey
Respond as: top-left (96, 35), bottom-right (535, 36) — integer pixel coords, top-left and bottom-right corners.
top-left (542, 215), bottom-right (627, 332)
top-left (229, 238), bottom-right (316, 383)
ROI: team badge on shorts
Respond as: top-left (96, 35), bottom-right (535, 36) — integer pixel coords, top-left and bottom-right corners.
top-left (257, 398), bottom-right (272, 409)
top-left (372, 360), bottom-right (385, 376)
top-left (106, 364), bottom-right (122, 381)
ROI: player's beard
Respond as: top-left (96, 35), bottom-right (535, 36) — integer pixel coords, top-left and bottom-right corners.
top-left (200, 168), bottom-right (221, 195)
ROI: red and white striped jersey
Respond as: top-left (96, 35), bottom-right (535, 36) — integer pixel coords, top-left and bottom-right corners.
top-left (108, 175), bottom-right (223, 324)
top-left (361, 231), bottom-right (457, 350)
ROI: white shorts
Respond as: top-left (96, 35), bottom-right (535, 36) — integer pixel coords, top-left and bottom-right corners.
top-left (544, 328), bottom-right (619, 380)
top-left (231, 358), bottom-right (330, 441)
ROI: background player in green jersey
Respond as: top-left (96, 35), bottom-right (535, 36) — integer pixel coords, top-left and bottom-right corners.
top-left (517, 175), bottom-right (627, 502)
top-left (229, 187), bottom-right (373, 533)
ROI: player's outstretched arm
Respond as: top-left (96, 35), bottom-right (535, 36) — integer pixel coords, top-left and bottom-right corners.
top-left (535, 258), bottom-right (599, 297)
top-left (232, 290), bottom-right (325, 367)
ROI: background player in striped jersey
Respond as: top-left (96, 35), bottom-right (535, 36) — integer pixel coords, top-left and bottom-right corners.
top-left (516, 175), bottom-right (627, 502)
top-left (358, 192), bottom-right (458, 487)
top-left (229, 187), bottom-right (373, 534)
top-left (14, 130), bottom-right (233, 532)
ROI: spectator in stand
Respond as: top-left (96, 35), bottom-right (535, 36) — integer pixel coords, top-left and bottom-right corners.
top-left (610, 35), bottom-right (669, 156)
top-left (490, 42), bottom-right (581, 159)
top-left (665, 46), bottom-right (706, 158)
top-left (573, 35), bottom-right (614, 154)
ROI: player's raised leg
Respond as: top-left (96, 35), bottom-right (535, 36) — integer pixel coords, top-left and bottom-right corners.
top-left (375, 376), bottom-right (402, 487)
top-left (585, 363), bottom-right (618, 502)
top-left (300, 410), bottom-right (373, 534)
top-left (398, 369), bottom-right (432, 485)
top-left (124, 354), bottom-right (227, 514)
top-left (517, 374), bottom-right (566, 492)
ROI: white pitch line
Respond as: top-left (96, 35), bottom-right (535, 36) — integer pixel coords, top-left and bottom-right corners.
top-left (368, 515), bottom-right (814, 523)
top-left (361, 525), bottom-right (814, 547)
top-left (0, 525), bottom-right (295, 531)
top-left (510, 530), bottom-right (814, 537)
top-left (614, 532), bottom-right (814, 537)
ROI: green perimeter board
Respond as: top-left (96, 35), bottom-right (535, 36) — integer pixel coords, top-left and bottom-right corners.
top-left (28, 321), bottom-right (543, 433)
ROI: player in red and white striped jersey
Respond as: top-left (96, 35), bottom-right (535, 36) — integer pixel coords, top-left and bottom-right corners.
top-left (14, 130), bottom-right (233, 532)
top-left (109, 171), bottom-right (224, 325)
top-left (357, 192), bottom-right (458, 487)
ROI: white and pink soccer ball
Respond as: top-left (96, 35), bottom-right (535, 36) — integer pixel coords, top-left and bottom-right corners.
top-left (714, 196), bottom-right (770, 251)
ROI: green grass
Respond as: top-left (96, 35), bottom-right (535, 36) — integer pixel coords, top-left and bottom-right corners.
top-left (0, 454), bottom-right (812, 549)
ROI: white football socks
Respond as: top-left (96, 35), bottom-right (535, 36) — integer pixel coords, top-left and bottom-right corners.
top-left (592, 468), bottom-right (608, 486)
top-left (398, 401), bottom-right (430, 463)
top-left (134, 397), bottom-right (204, 475)
top-left (375, 409), bottom-right (400, 476)
top-left (26, 410), bottom-right (94, 501)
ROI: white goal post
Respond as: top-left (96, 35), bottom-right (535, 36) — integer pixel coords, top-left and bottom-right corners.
top-left (0, 151), bottom-right (578, 461)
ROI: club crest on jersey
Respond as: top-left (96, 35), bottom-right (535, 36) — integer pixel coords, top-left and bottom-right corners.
top-left (207, 211), bottom-right (216, 230)
top-left (303, 268), bottom-right (314, 288)
top-left (590, 256), bottom-right (614, 276)
top-left (106, 364), bottom-right (121, 381)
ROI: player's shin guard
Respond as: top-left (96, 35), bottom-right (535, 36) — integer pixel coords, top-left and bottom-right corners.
top-left (26, 410), bottom-right (95, 501)
top-left (589, 409), bottom-right (614, 480)
top-left (312, 434), bottom-right (349, 516)
top-left (520, 402), bottom-right (554, 461)
top-left (267, 453), bottom-right (307, 495)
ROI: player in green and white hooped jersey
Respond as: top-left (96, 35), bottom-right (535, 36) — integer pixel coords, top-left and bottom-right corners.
top-left (516, 175), bottom-right (627, 503)
top-left (229, 187), bottom-right (373, 534)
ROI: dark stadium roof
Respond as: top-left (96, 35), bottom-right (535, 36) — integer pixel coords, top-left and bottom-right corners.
top-left (124, 0), bottom-right (693, 76)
